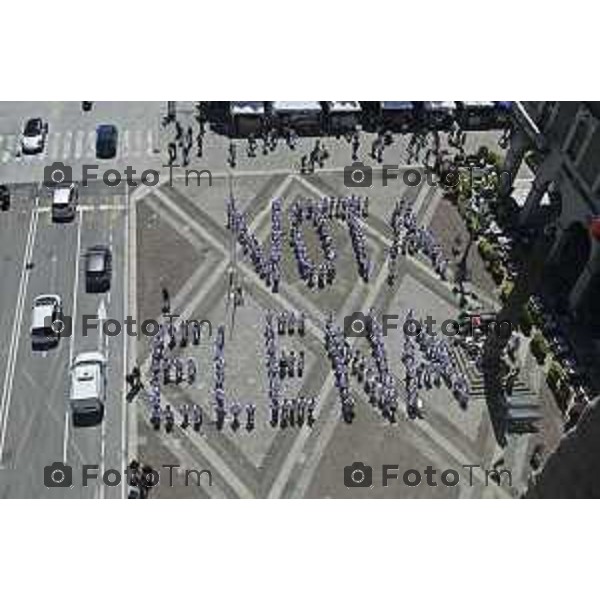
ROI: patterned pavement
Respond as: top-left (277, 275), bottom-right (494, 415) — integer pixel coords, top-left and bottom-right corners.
top-left (131, 166), bottom-right (545, 499)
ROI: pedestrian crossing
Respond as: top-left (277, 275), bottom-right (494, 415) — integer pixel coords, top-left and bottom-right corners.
top-left (0, 127), bottom-right (159, 164)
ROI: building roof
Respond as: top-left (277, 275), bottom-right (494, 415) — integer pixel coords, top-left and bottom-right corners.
top-left (381, 101), bottom-right (414, 110)
top-left (461, 101), bottom-right (495, 108)
top-left (327, 101), bottom-right (361, 112)
top-left (272, 101), bottom-right (322, 112)
top-left (230, 101), bottom-right (265, 115)
top-left (423, 101), bottom-right (456, 111)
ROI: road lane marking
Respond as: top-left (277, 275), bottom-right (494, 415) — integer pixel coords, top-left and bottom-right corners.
top-left (74, 130), bottom-right (85, 160)
top-left (122, 182), bottom-right (132, 498)
top-left (63, 210), bottom-right (84, 464)
top-left (85, 131), bottom-right (96, 158)
top-left (1, 134), bottom-right (16, 163)
top-left (62, 130), bottom-right (73, 160)
top-left (99, 413), bottom-right (107, 499)
top-left (146, 129), bottom-right (155, 157)
top-left (62, 411), bottom-right (69, 463)
top-left (121, 129), bottom-right (131, 158)
top-left (0, 197), bottom-right (40, 462)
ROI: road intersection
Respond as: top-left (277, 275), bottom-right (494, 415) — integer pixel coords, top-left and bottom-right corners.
top-left (0, 101), bottom-right (548, 498)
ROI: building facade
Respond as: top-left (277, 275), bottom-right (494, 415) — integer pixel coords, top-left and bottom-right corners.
top-left (502, 101), bottom-right (600, 331)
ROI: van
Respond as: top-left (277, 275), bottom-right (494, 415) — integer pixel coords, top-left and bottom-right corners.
top-left (70, 351), bottom-right (106, 426)
top-left (31, 294), bottom-right (62, 350)
top-left (52, 183), bottom-right (78, 222)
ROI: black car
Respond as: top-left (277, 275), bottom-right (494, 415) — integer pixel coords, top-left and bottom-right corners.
top-left (95, 124), bottom-right (118, 159)
top-left (85, 246), bottom-right (112, 292)
top-left (0, 184), bottom-right (9, 210)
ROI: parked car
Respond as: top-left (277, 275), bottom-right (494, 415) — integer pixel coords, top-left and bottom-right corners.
top-left (84, 245), bottom-right (112, 293)
top-left (30, 294), bottom-right (63, 350)
top-left (21, 117), bottom-right (48, 154)
top-left (51, 183), bottom-right (78, 222)
top-left (0, 184), bottom-right (9, 210)
top-left (70, 351), bottom-right (106, 426)
top-left (95, 124), bottom-right (118, 159)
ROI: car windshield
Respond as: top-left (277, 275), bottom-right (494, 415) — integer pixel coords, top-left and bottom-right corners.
top-left (35, 297), bottom-right (56, 306)
top-left (32, 326), bottom-right (56, 338)
top-left (24, 119), bottom-right (41, 136)
top-left (87, 253), bottom-right (106, 272)
top-left (97, 125), bottom-right (116, 138)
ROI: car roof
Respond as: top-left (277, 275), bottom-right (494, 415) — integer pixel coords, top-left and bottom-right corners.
top-left (34, 294), bottom-right (61, 305)
top-left (71, 361), bottom-right (102, 400)
top-left (97, 124), bottom-right (117, 135)
top-left (31, 304), bottom-right (55, 329)
top-left (86, 249), bottom-right (108, 272)
top-left (24, 117), bottom-right (42, 129)
top-left (52, 187), bottom-right (73, 204)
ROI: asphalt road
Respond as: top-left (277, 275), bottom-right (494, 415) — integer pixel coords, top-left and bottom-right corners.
top-left (0, 101), bottom-right (164, 185)
top-left (0, 182), bottom-right (129, 498)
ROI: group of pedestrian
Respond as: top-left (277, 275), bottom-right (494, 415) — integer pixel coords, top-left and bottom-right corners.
top-left (275, 310), bottom-right (306, 337)
top-left (324, 314), bottom-right (354, 423)
top-left (277, 349), bottom-right (305, 379)
top-left (300, 140), bottom-right (330, 173)
top-left (226, 197), bottom-right (283, 293)
top-left (147, 314), bottom-right (205, 432)
top-left (401, 309), bottom-right (469, 419)
top-left (369, 130), bottom-right (394, 163)
top-left (289, 198), bottom-right (337, 289)
top-left (346, 205), bottom-right (371, 283)
top-left (387, 198), bottom-right (449, 286)
top-left (165, 108), bottom-right (206, 167)
top-left (289, 195), bottom-right (371, 288)
top-left (264, 310), bottom-right (316, 428)
top-left (272, 396), bottom-right (317, 428)
top-left (127, 460), bottom-right (157, 499)
top-left (212, 325), bottom-right (258, 431)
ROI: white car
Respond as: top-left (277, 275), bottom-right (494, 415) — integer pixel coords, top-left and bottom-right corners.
top-left (31, 294), bottom-right (63, 349)
top-left (70, 351), bottom-right (106, 425)
top-left (21, 117), bottom-right (48, 154)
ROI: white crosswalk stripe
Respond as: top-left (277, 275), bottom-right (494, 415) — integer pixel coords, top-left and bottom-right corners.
top-left (0, 127), bottom-right (157, 166)
top-left (133, 129), bottom-right (143, 158)
top-left (73, 130), bottom-right (86, 160)
top-left (47, 131), bottom-right (61, 161)
top-left (0, 135), bottom-right (16, 164)
top-left (0, 135), bottom-right (6, 164)
top-left (62, 131), bottom-right (73, 160)
top-left (121, 129), bottom-right (131, 158)
top-left (85, 130), bottom-right (96, 158)
top-left (147, 129), bottom-right (155, 156)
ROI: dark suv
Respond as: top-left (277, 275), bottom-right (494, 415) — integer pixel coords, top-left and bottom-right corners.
top-left (95, 124), bottom-right (118, 159)
top-left (0, 185), bottom-right (9, 211)
top-left (84, 246), bottom-right (112, 293)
